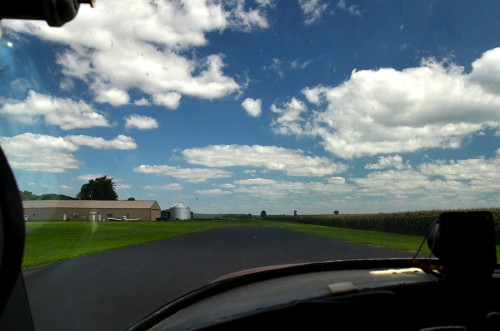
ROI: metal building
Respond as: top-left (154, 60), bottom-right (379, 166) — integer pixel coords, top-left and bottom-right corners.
top-left (161, 202), bottom-right (193, 220)
top-left (22, 200), bottom-right (161, 221)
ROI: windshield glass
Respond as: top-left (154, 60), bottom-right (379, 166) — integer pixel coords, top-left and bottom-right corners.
top-left (1, 1), bottom-right (499, 330)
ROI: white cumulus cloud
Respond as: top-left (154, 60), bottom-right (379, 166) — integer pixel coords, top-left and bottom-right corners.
top-left (133, 98), bottom-right (151, 106)
top-left (125, 115), bottom-right (159, 130)
top-left (94, 87), bottom-right (130, 106)
top-left (0, 133), bottom-right (138, 172)
top-left (469, 47), bottom-right (500, 94)
top-left (0, 90), bottom-right (110, 130)
top-left (144, 183), bottom-right (183, 191)
top-left (76, 174), bottom-right (106, 181)
top-left (272, 49), bottom-right (500, 159)
top-left (66, 135), bottom-right (137, 150)
top-left (4, 0), bottom-right (272, 109)
top-left (365, 155), bottom-right (410, 170)
top-left (233, 177), bottom-right (353, 199)
top-left (241, 98), bottom-right (262, 117)
top-left (298, 0), bottom-right (329, 25)
top-left (194, 189), bottom-right (232, 196)
top-left (152, 92), bottom-right (182, 109)
top-left (182, 144), bottom-right (347, 176)
top-left (270, 98), bottom-right (308, 135)
top-left (134, 164), bottom-right (232, 183)
top-left (227, 0), bottom-right (271, 31)
top-left (0, 133), bottom-right (79, 173)
top-left (349, 155), bottom-right (500, 209)
top-left (419, 157), bottom-right (500, 188)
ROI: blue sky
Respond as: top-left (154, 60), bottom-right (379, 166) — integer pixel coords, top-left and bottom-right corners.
top-left (0, 0), bottom-right (499, 215)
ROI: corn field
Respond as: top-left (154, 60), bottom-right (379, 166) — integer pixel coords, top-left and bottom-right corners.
top-left (268, 208), bottom-right (500, 243)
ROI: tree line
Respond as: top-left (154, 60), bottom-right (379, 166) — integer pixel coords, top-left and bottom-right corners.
top-left (19, 191), bottom-right (77, 201)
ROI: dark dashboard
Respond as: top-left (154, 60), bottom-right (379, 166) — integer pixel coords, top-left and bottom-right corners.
top-left (127, 259), bottom-right (500, 331)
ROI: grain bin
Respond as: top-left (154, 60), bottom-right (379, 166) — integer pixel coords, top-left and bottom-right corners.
top-left (169, 202), bottom-right (192, 220)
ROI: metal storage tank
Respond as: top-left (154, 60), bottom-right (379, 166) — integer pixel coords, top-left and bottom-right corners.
top-left (170, 202), bottom-right (192, 220)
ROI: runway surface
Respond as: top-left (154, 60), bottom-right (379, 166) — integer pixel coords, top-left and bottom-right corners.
top-left (23, 226), bottom-right (414, 331)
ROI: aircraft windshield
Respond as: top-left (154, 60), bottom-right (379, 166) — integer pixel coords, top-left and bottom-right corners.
top-left (0, 1), bottom-right (499, 330)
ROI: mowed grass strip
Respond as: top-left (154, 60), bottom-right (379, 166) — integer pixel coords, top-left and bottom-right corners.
top-left (23, 221), bottom-right (225, 268)
top-left (23, 220), bottom-right (437, 269)
top-left (265, 222), bottom-right (432, 254)
top-left (265, 222), bottom-right (500, 261)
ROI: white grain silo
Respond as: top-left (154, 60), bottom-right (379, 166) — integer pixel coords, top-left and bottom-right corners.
top-left (169, 202), bottom-right (192, 220)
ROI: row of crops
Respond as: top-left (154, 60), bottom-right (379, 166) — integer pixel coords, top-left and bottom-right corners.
top-left (268, 208), bottom-right (500, 243)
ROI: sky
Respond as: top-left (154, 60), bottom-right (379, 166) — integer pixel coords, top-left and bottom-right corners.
top-left (0, 0), bottom-right (499, 215)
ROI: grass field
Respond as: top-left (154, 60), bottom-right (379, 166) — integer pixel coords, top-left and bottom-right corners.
top-left (24, 221), bottom-right (225, 268)
top-left (23, 220), bottom-right (437, 269)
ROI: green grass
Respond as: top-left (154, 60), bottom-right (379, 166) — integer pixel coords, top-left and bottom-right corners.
top-left (23, 221), bottom-right (226, 268)
top-left (266, 221), bottom-right (431, 254)
top-left (23, 220), bottom-right (500, 269)
top-left (265, 221), bottom-right (500, 263)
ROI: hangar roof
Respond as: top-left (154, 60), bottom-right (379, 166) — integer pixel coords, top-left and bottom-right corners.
top-left (23, 200), bottom-right (161, 210)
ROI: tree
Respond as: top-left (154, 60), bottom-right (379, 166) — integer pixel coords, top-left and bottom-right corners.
top-left (19, 191), bottom-right (38, 200)
top-left (260, 210), bottom-right (267, 218)
top-left (294, 210), bottom-right (297, 216)
top-left (76, 176), bottom-right (118, 200)
top-left (334, 210), bottom-right (340, 215)
top-left (127, 197), bottom-right (136, 201)
top-left (41, 193), bottom-right (77, 200)
top-left (19, 191), bottom-right (76, 201)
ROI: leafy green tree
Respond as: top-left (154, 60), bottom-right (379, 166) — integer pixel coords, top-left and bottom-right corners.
top-left (260, 210), bottom-right (267, 218)
top-left (76, 176), bottom-right (118, 200)
top-left (19, 191), bottom-right (38, 200)
top-left (127, 197), bottom-right (136, 201)
top-left (19, 191), bottom-right (76, 200)
top-left (41, 194), bottom-right (76, 200)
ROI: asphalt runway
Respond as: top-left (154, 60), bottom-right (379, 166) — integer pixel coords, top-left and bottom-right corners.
top-left (23, 226), bottom-right (414, 331)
